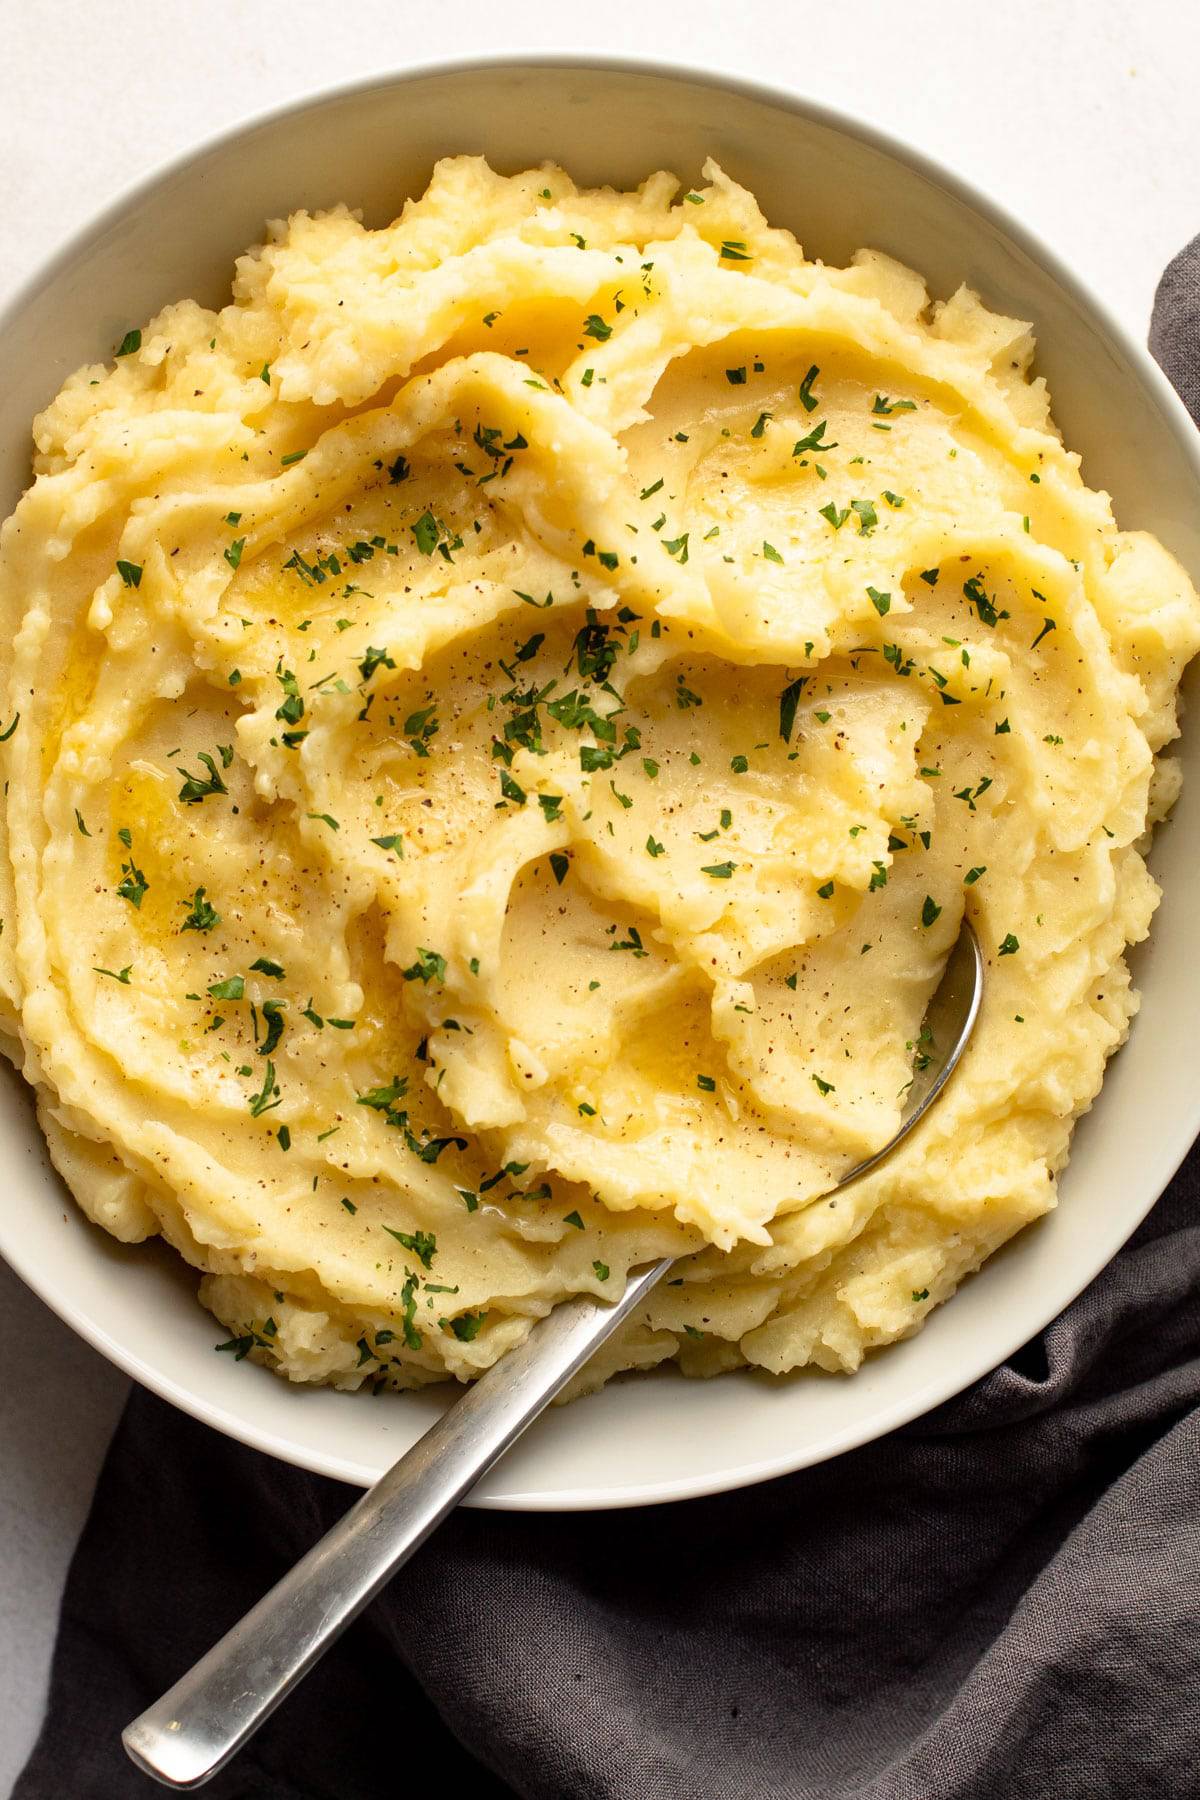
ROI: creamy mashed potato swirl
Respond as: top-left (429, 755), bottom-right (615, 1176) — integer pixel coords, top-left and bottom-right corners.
top-left (1, 156), bottom-right (1197, 1395)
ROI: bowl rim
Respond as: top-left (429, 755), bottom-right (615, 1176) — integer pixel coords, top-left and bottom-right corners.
top-left (2, 50), bottom-right (1199, 1509)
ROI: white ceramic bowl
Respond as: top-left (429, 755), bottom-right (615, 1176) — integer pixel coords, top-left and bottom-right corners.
top-left (2, 56), bottom-right (1198, 1509)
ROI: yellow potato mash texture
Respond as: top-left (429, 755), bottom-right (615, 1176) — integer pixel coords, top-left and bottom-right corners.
top-left (1, 156), bottom-right (1197, 1396)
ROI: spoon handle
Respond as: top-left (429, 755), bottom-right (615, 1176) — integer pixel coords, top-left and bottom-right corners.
top-left (122, 1258), bottom-right (673, 1790)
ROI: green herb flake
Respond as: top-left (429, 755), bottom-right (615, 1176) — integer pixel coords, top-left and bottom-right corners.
top-left (383, 1226), bottom-right (437, 1269)
top-left (401, 947), bottom-right (446, 984)
top-left (181, 887), bottom-right (220, 933)
top-left (779, 675), bottom-right (807, 743)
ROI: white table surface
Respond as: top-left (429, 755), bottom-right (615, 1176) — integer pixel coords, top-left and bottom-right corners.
top-left (0, 0), bottom-right (1197, 1790)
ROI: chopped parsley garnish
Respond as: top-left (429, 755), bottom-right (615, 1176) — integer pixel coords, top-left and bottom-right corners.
top-left (358, 1077), bottom-right (409, 1111)
top-left (115, 329), bottom-right (141, 356)
top-left (412, 510), bottom-right (440, 555)
top-left (248, 1059), bottom-right (281, 1117)
top-left (763, 542), bottom-right (784, 564)
top-left (779, 675), bottom-right (808, 743)
top-left (258, 1003), bottom-right (285, 1057)
top-left (593, 1261), bottom-right (610, 1281)
top-left (726, 366), bottom-right (747, 385)
top-left (250, 957), bottom-right (284, 979)
top-left (224, 538), bottom-right (245, 571)
top-left (963, 574), bottom-right (1007, 627)
top-left (871, 394), bottom-right (916, 415)
top-left (450, 1312), bottom-right (485, 1342)
top-left (998, 933), bottom-right (1020, 956)
top-left (176, 751), bottom-right (228, 804)
top-left (797, 365), bottom-right (820, 412)
top-left (116, 855), bottom-right (149, 908)
top-left (702, 861), bottom-right (736, 879)
top-left (964, 866), bottom-right (986, 884)
top-left (181, 887), bottom-right (220, 932)
top-left (793, 419), bottom-right (837, 456)
top-left (383, 1227), bottom-right (436, 1269)
top-left (116, 559), bottom-right (142, 589)
top-left (867, 586), bottom-right (891, 617)
top-left (401, 947), bottom-right (446, 984)
top-left (812, 1074), bottom-right (835, 1095)
top-left (719, 240), bottom-right (751, 261)
top-left (208, 975), bottom-right (245, 1000)
top-left (583, 314), bottom-right (612, 342)
top-left (359, 645), bottom-right (396, 682)
top-left (921, 895), bottom-right (942, 927)
top-left (94, 964), bottom-right (132, 983)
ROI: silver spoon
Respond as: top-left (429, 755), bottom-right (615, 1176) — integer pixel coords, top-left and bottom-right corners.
top-left (123, 918), bottom-right (983, 1789)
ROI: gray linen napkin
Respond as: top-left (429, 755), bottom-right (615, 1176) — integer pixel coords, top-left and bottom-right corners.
top-left (13, 235), bottom-right (1200, 1800)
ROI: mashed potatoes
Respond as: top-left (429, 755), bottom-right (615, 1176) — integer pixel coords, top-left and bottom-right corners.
top-left (0, 156), bottom-right (1196, 1395)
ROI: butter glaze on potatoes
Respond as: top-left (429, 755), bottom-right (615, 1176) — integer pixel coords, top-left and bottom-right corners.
top-left (0, 155), bottom-right (1196, 1395)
